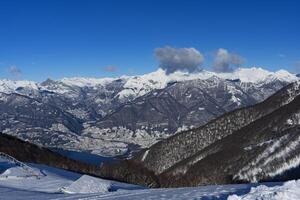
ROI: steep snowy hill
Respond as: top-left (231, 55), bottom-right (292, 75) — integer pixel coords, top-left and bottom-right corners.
top-left (159, 92), bottom-right (300, 187)
top-left (0, 67), bottom-right (298, 157)
top-left (96, 81), bottom-right (300, 187)
top-left (136, 81), bottom-right (300, 174)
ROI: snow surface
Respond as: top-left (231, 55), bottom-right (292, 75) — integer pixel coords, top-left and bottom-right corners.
top-left (0, 158), bottom-right (299, 200)
top-left (62, 175), bottom-right (141, 194)
top-left (217, 67), bottom-right (297, 83)
top-left (0, 166), bottom-right (38, 178)
top-left (0, 157), bottom-right (142, 197)
top-left (61, 175), bottom-right (112, 194)
top-left (228, 180), bottom-right (300, 200)
top-left (0, 163), bottom-right (81, 193)
top-left (0, 79), bottom-right (38, 93)
top-left (0, 179), bottom-right (295, 200)
top-left (1, 156), bottom-right (299, 200)
top-left (60, 77), bottom-right (117, 87)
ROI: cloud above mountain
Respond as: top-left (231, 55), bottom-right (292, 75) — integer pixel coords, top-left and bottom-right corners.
top-left (155, 46), bottom-right (204, 74)
top-left (295, 61), bottom-right (300, 72)
top-left (213, 48), bottom-right (245, 72)
top-left (8, 65), bottom-right (22, 78)
top-left (104, 65), bottom-right (118, 72)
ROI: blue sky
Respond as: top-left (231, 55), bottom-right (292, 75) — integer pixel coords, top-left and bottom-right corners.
top-left (0, 0), bottom-right (299, 81)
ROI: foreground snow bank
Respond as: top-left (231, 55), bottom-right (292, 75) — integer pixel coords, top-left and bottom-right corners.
top-left (1, 167), bottom-right (31, 178)
top-left (62, 174), bottom-right (143, 194)
top-left (61, 175), bottom-right (111, 194)
top-left (228, 180), bottom-right (300, 200)
top-left (0, 166), bottom-right (43, 179)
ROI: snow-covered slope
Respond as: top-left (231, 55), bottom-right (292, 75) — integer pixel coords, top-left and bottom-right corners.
top-left (0, 153), bottom-right (299, 200)
top-left (228, 180), bottom-right (300, 200)
top-left (61, 174), bottom-right (141, 194)
top-left (0, 158), bottom-right (142, 195)
top-left (217, 67), bottom-right (297, 83)
top-left (0, 79), bottom-right (39, 94)
top-left (0, 171), bottom-right (298, 200)
top-left (0, 152), bottom-right (44, 179)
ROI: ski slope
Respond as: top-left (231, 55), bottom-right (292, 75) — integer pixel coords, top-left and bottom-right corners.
top-left (1, 180), bottom-right (299, 200)
top-left (0, 154), bottom-right (142, 197)
top-left (0, 154), bottom-right (299, 199)
top-left (228, 180), bottom-right (300, 200)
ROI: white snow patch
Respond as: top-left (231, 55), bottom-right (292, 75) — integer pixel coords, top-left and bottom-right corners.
top-left (236, 134), bottom-right (300, 182)
top-left (287, 119), bottom-right (293, 125)
top-left (141, 150), bottom-right (149, 161)
top-left (60, 77), bottom-right (116, 87)
top-left (228, 180), bottom-right (300, 200)
top-left (61, 175), bottom-right (112, 194)
top-left (0, 167), bottom-right (37, 179)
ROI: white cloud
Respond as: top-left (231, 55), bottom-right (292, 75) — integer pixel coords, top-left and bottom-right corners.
top-left (8, 65), bottom-right (22, 78)
top-left (155, 46), bottom-right (204, 74)
top-left (213, 48), bottom-right (245, 72)
top-left (278, 54), bottom-right (286, 58)
top-left (295, 61), bottom-right (300, 72)
top-left (104, 65), bottom-right (118, 72)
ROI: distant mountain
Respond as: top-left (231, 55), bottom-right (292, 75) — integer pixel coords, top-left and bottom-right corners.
top-left (0, 67), bottom-right (298, 156)
top-left (113, 81), bottom-right (300, 187)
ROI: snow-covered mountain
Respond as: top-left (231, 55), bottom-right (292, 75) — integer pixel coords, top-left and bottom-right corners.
top-left (105, 81), bottom-right (300, 187)
top-left (0, 67), bottom-right (297, 97)
top-left (0, 67), bottom-right (298, 157)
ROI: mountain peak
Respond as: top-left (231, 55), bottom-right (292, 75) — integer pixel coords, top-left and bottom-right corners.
top-left (215, 67), bottom-right (297, 83)
top-left (0, 67), bottom-right (297, 97)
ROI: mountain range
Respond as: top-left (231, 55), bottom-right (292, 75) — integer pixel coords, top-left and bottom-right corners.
top-left (0, 67), bottom-right (298, 157)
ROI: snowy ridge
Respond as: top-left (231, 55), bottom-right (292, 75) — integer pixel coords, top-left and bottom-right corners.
top-left (217, 68), bottom-right (297, 83)
top-left (0, 79), bottom-right (38, 93)
top-left (92, 67), bottom-right (298, 99)
top-left (60, 77), bottom-right (118, 87)
top-left (0, 67), bottom-right (298, 98)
